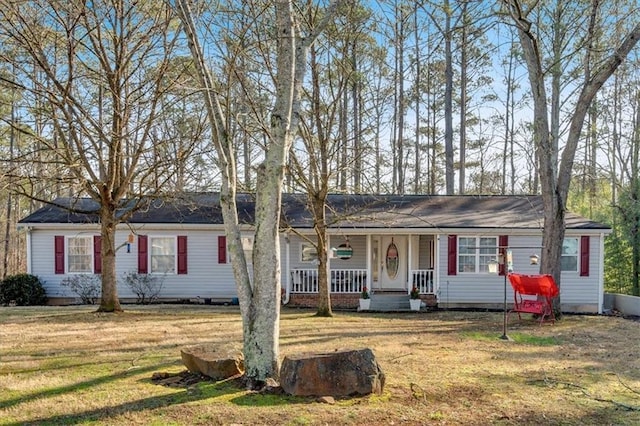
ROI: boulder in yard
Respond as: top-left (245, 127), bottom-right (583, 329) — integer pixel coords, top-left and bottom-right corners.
top-left (279, 348), bottom-right (385, 396)
top-left (180, 346), bottom-right (244, 380)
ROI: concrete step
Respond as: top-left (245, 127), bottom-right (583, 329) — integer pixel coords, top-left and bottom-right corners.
top-left (369, 293), bottom-right (411, 311)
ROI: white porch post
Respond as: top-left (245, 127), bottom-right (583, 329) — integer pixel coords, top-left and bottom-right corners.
top-left (407, 234), bottom-right (412, 294)
top-left (327, 234), bottom-right (331, 293)
top-left (284, 233), bottom-right (291, 304)
top-left (366, 234), bottom-right (371, 290)
top-left (435, 234), bottom-right (441, 297)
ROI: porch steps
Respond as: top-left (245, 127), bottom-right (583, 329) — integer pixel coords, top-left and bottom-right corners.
top-left (369, 292), bottom-right (412, 311)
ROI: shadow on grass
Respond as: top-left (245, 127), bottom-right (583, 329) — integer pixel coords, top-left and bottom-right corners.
top-left (0, 362), bottom-right (177, 411)
top-left (230, 391), bottom-right (310, 407)
top-left (5, 375), bottom-right (309, 425)
top-left (4, 388), bottom-right (207, 426)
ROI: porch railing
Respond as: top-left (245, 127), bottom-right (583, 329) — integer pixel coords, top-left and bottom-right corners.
top-left (291, 268), bottom-right (434, 294)
top-left (290, 268), bottom-right (367, 294)
top-left (411, 269), bottom-right (435, 294)
top-left (330, 269), bottom-right (367, 293)
top-left (290, 269), bottom-right (318, 293)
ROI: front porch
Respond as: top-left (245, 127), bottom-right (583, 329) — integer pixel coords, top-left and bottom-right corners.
top-left (286, 268), bottom-right (438, 310)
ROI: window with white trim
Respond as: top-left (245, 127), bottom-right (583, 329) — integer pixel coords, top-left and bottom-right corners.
top-left (67, 236), bottom-right (93, 273)
top-left (458, 236), bottom-right (497, 273)
top-left (300, 242), bottom-right (318, 263)
top-left (560, 237), bottom-right (578, 272)
top-left (150, 237), bottom-right (175, 274)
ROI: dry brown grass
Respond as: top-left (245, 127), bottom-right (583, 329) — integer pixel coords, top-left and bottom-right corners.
top-left (1, 305), bottom-right (639, 425)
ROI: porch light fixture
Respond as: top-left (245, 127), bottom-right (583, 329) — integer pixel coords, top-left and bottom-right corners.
top-left (529, 254), bottom-right (539, 265)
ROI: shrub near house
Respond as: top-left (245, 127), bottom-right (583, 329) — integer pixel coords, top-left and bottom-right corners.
top-left (0, 274), bottom-right (47, 306)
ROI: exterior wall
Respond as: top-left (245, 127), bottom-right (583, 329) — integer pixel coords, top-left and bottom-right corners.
top-left (27, 224), bottom-right (605, 313)
top-left (285, 293), bottom-right (438, 310)
top-left (558, 232), bottom-right (602, 313)
top-left (286, 234), bottom-right (367, 271)
top-left (288, 293), bottom-right (360, 309)
top-left (437, 233), bottom-right (603, 313)
top-left (418, 235), bottom-right (435, 269)
top-left (30, 226), bottom-right (238, 303)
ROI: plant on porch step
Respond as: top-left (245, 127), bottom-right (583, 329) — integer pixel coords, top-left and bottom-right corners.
top-left (358, 286), bottom-right (370, 311)
top-left (361, 286), bottom-right (370, 300)
top-left (410, 286), bottom-right (420, 299)
top-left (409, 286), bottom-right (421, 311)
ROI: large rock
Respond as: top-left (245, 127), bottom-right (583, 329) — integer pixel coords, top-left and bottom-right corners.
top-left (280, 348), bottom-right (385, 396)
top-left (180, 346), bottom-right (244, 380)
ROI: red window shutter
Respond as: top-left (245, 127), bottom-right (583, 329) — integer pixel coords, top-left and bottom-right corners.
top-left (447, 235), bottom-right (457, 275)
top-left (177, 236), bottom-right (188, 274)
top-left (138, 235), bottom-right (148, 274)
top-left (93, 236), bottom-right (102, 274)
top-left (218, 235), bottom-right (227, 264)
top-left (580, 236), bottom-right (590, 277)
top-left (55, 236), bottom-right (65, 274)
top-left (498, 235), bottom-right (509, 276)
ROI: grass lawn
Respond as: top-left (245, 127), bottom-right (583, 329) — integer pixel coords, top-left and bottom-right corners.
top-left (1, 305), bottom-right (639, 425)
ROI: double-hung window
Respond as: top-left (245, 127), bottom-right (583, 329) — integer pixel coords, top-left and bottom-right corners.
top-left (458, 236), bottom-right (497, 273)
top-left (150, 237), bottom-right (176, 274)
top-left (67, 236), bottom-right (93, 273)
top-left (560, 237), bottom-right (579, 272)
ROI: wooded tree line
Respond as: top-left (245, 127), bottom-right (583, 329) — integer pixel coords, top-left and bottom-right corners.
top-left (0, 0), bottom-right (639, 292)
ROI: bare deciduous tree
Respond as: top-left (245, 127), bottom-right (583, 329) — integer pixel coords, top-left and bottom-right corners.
top-left (503, 0), bottom-right (640, 313)
top-left (174, 0), bottom-right (343, 388)
top-left (0, 1), bottom-right (191, 312)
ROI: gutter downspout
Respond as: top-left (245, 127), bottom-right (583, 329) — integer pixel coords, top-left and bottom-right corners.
top-left (20, 225), bottom-right (32, 275)
top-left (598, 232), bottom-right (605, 314)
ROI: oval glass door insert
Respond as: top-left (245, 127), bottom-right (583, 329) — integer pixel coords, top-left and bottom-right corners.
top-left (385, 239), bottom-right (399, 279)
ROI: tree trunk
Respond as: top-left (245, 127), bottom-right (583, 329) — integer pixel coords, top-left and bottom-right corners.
top-left (413, 2), bottom-right (422, 194)
top-left (458, 3), bottom-right (468, 195)
top-left (313, 197), bottom-right (332, 317)
top-left (97, 204), bottom-right (122, 312)
top-left (444, 0), bottom-right (454, 195)
top-left (505, 0), bottom-right (640, 316)
top-left (176, 0), bottom-right (342, 387)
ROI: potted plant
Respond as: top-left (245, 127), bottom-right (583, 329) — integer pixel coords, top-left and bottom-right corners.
top-left (409, 286), bottom-right (421, 311)
top-left (359, 286), bottom-right (370, 311)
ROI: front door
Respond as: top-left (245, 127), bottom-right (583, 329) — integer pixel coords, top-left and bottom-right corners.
top-left (379, 236), bottom-right (407, 290)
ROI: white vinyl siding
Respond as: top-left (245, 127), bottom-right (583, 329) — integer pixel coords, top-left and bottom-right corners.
top-left (29, 228), bottom-right (237, 300)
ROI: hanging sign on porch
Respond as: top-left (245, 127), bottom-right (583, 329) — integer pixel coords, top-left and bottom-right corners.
top-left (335, 242), bottom-right (353, 260)
top-left (386, 238), bottom-right (398, 279)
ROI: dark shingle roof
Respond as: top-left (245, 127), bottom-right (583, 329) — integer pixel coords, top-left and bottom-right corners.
top-left (19, 193), bottom-right (610, 230)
